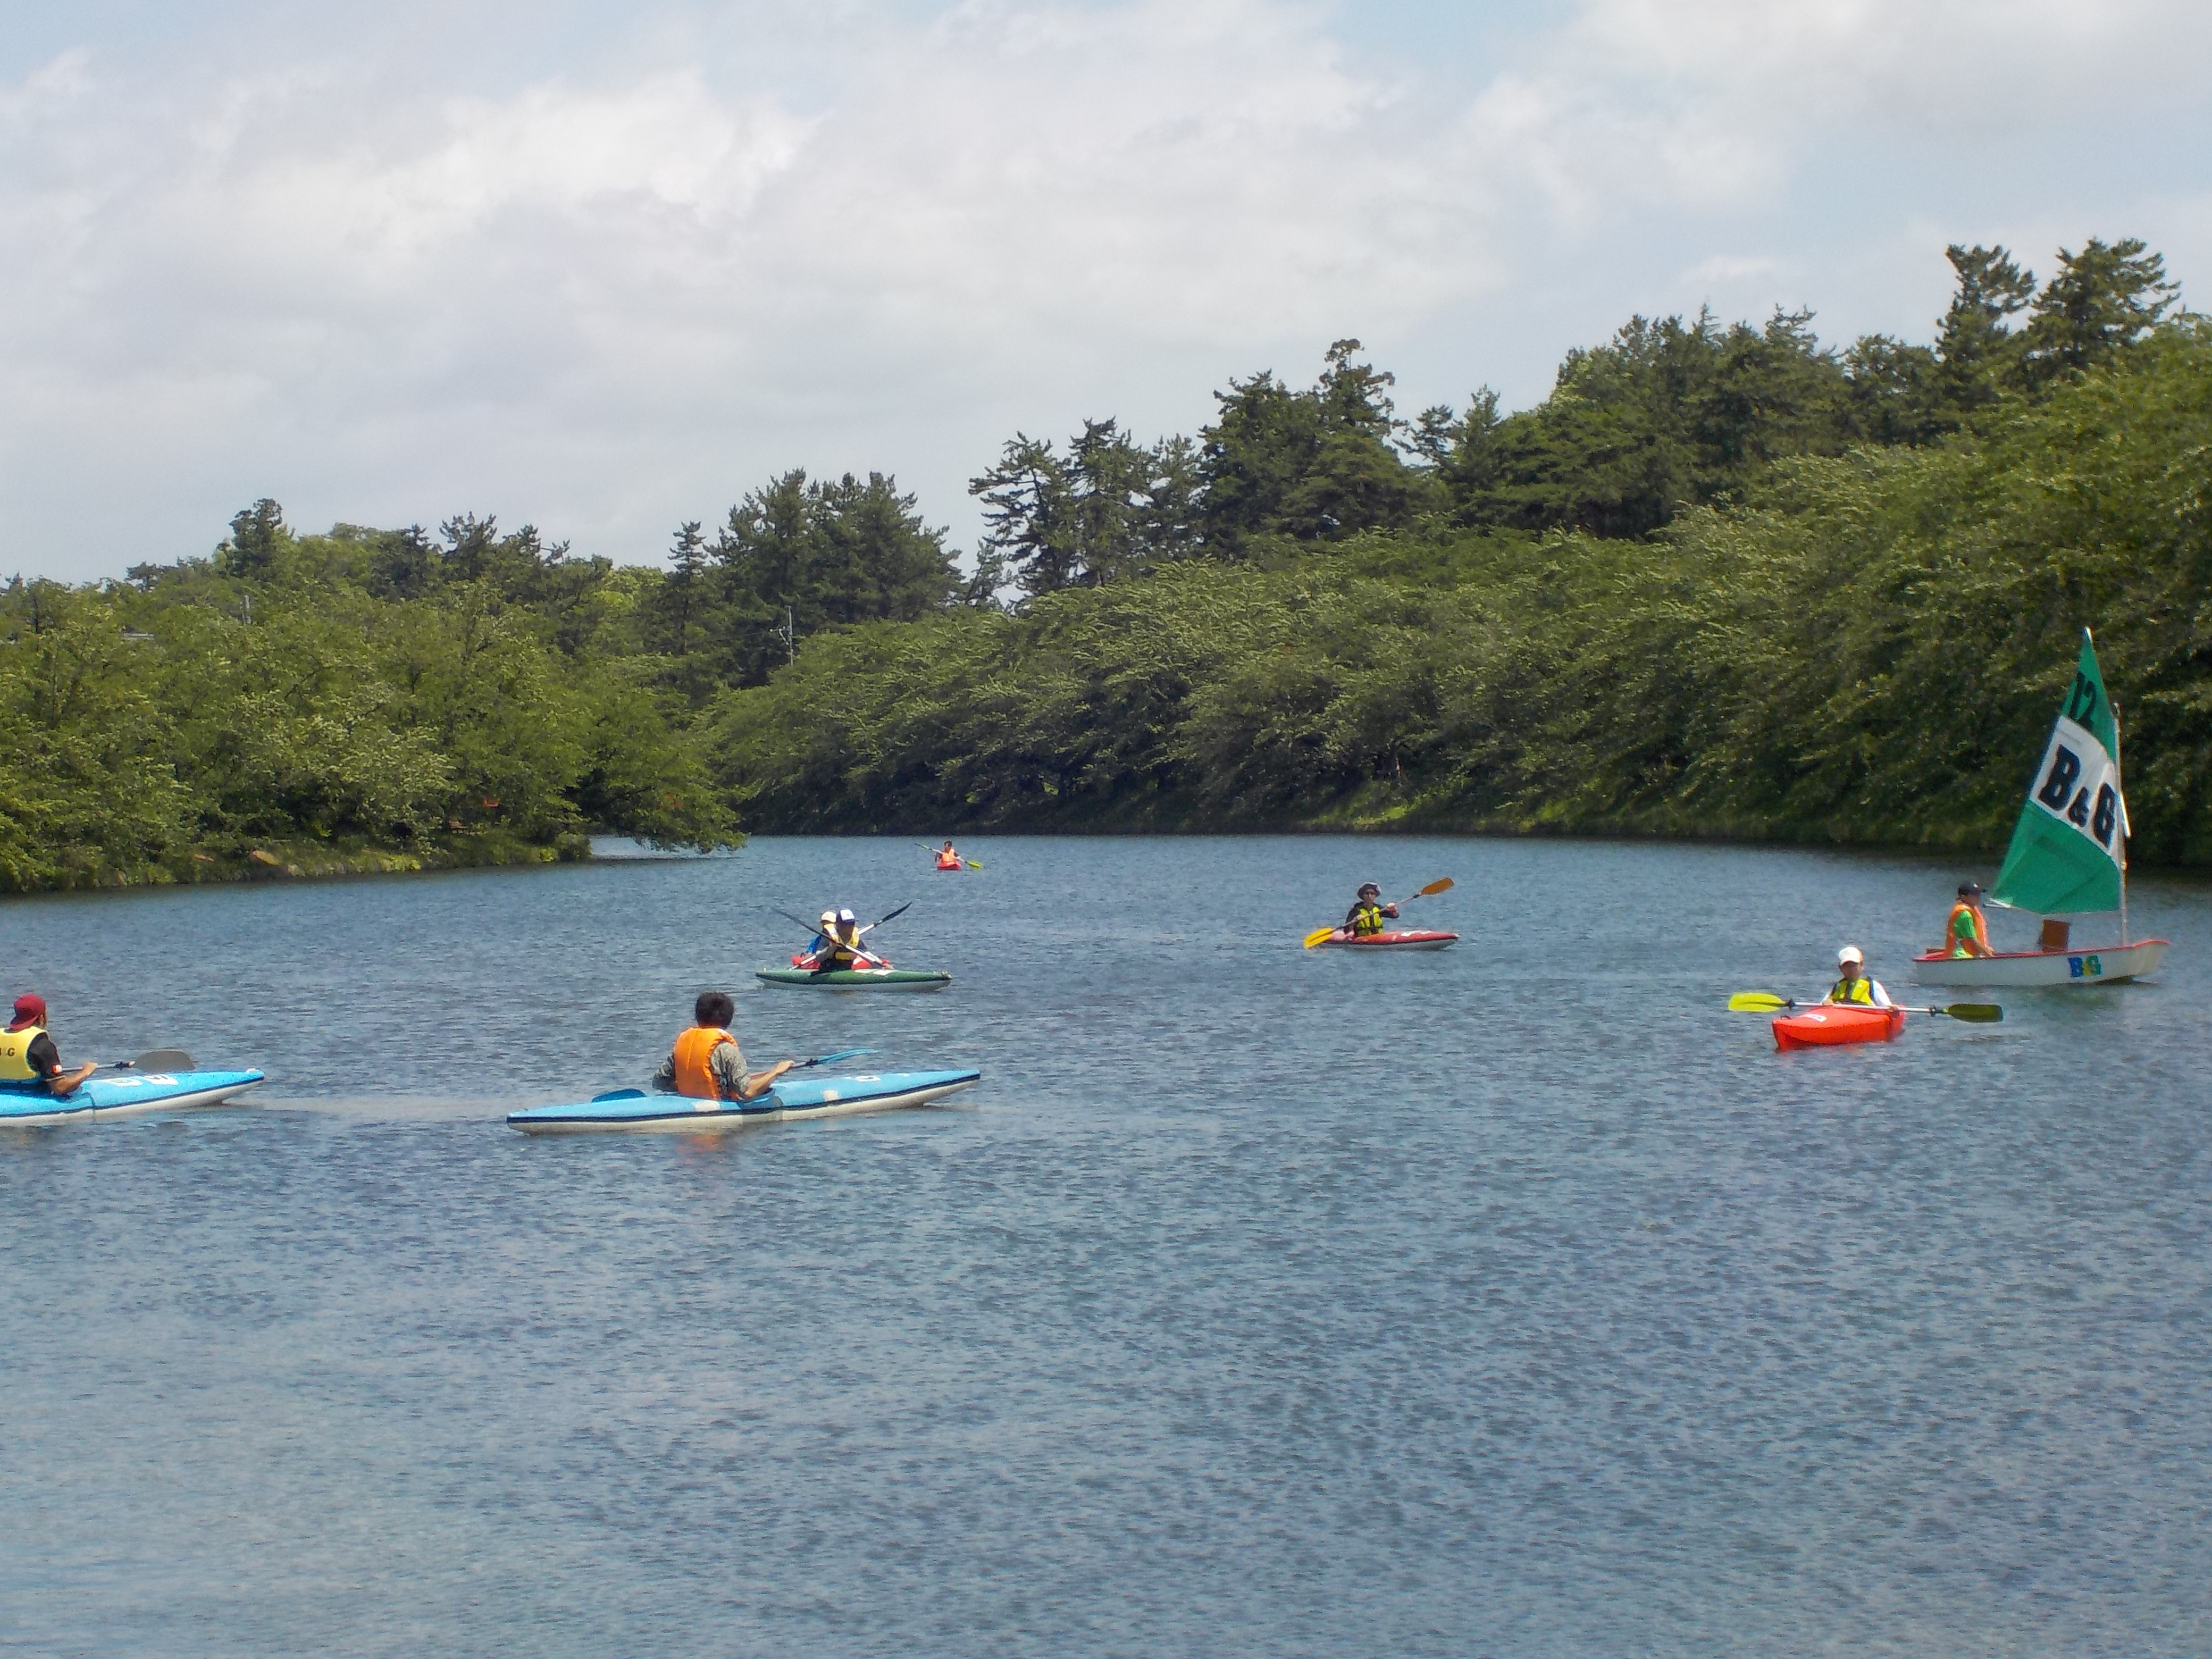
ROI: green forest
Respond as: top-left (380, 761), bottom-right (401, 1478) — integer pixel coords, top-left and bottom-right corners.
top-left (6, 236), bottom-right (2208, 892)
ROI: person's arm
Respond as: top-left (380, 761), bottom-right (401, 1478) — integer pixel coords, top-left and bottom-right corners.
top-left (1870, 979), bottom-right (1892, 1008)
top-left (651, 1051), bottom-right (678, 1092)
top-left (28, 1033), bottom-right (93, 1095)
top-left (1381, 903), bottom-right (1399, 919)
top-left (736, 1059), bottom-right (797, 1100)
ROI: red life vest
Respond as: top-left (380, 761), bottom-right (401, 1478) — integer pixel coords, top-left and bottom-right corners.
top-left (672, 1026), bottom-right (737, 1100)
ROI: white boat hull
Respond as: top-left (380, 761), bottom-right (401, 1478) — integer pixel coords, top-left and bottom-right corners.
top-left (1911, 939), bottom-right (2169, 987)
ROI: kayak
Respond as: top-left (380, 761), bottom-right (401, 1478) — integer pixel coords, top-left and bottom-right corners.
top-left (1772, 1006), bottom-right (1905, 1051)
top-left (0, 1068), bottom-right (266, 1128)
top-left (1314, 930), bottom-right (1459, 951)
top-left (757, 967), bottom-right (952, 991)
top-left (507, 1068), bottom-right (982, 1134)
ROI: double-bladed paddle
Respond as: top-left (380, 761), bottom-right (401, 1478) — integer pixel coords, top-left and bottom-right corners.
top-left (1728, 991), bottom-right (2002, 1022)
top-left (106, 1049), bottom-right (197, 1072)
top-left (1302, 876), bottom-right (1456, 949)
top-left (917, 842), bottom-right (983, 870)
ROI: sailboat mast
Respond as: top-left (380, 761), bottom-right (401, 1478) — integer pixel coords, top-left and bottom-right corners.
top-left (2114, 700), bottom-right (2130, 946)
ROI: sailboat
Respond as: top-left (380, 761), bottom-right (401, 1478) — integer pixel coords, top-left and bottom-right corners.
top-left (1914, 630), bottom-right (2169, 987)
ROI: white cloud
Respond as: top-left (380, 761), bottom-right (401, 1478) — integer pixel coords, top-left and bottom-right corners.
top-left (0, 0), bottom-right (2208, 576)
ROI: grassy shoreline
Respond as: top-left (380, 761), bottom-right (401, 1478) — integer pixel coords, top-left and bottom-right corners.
top-left (7, 830), bottom-right (594, 894)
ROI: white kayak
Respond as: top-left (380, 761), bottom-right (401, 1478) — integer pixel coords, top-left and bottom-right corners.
top-left (507, 1068), bottom-right (982, 1134)
top-left (1911, 938), bottom-right (2169, 987)
top-left (0, 1068), bottom-right (266, 1128)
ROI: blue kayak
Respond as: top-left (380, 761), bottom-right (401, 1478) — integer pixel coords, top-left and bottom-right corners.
top-left (506, 1068), bottom-right (982, 1134)
top-left (0, 1068), bottom-right (266, 1128)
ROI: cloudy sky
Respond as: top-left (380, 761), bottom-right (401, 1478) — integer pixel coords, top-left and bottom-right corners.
top-left (5, 0), bottom-right (2208, 579)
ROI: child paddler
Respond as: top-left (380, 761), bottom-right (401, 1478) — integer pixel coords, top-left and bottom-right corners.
top-left (1823, 946), bottom-right (1892, 1008)
top-left (1342, 882), bottom-right (1398, 938)
top-left (806, 908), bottom-right (884, 973)
top-left (652, 991), bottom-right (793, 1101)
top-left (1945, 882), bottom-right (1995, 958)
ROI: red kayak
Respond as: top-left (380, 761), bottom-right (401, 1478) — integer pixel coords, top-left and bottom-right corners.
top-left (1317, 929), bottom-right (1459, 951)
top-left (1772, 1004), bottom-right (1905, 1051)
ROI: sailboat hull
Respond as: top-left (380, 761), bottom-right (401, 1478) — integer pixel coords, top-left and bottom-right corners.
top-left (1911, 939), bottom-right (2169, 987)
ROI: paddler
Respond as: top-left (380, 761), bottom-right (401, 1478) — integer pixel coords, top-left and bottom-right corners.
top-left (652, 991), bottom-right (794, 1101)
top-left (0, 994), bottom-right (97, 1096)
top-left (1342, 882), bottom-right (1398, 938)
top-left (807, 907), bottom-right (879, 973)
top-left (1823, 946), bottom-right (1892, 1008)
top-left (1945, 881), bottom-right (1995, 958)
top-left (935, 841), bottom-right (963, 870)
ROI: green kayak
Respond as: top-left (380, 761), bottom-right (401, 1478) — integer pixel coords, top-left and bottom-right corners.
top-left (757, 966), bottom-right (952, 991)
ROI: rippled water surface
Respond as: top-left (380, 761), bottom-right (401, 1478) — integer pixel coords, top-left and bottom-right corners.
top-left (3, 835), bottom-right (2209, 1656)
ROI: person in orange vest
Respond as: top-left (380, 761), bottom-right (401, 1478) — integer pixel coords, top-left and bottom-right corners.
top-left (1946, 881), bottom-right (1995, 958)
top-left (0, 993), bottom-right (97, 1096)
top-left (935, 841), bottom-right (963, 871)
top-left (651, 991), bottom-right (794, 1102)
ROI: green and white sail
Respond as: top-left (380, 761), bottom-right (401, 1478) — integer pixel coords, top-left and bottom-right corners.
top-left (1991, 630), bottom-right (2129, 916)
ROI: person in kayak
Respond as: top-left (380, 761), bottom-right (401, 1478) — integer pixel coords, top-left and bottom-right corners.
top-left (935, 841), bottom-right (963, 871)
top-left (652, 991), bottom-right (794, 1101)
top-left (1342, 883), bottom-right (1398, 937)
top-left (1945, 881), bottom-right (1995, 958)
top-left (1824, 946), bottom-right (1892, 1008)
top-left (806, 908), bottom-right (881, 973)
top-left (0, 994), bottom-right (97, 1096)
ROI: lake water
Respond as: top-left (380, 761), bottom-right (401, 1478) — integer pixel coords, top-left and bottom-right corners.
top-left (3, 835), bottom-right (2209, 1656)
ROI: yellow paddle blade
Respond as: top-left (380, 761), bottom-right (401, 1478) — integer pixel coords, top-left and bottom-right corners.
top-left (1942, 1002), bottom-right (2002, 1022)
top-left (965, 860), bottom-right (984, 870)
top-left (1728, 992), bottom-right (1789, 1012)
top-left (1414, 877), bottom-right (1453, 897)
top-left (1302, 926), bottom-right (1338, 949)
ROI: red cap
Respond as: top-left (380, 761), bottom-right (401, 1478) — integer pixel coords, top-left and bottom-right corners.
top-left (10, 993), bottom-right (46, 1027)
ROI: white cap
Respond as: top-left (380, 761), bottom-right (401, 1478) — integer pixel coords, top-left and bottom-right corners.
top-left (837, 908), bottom-right (857, 923)
top-left (1838, 945), bottom-right (1864, 966)
top-left (819, 909), bottom-right (836, 924)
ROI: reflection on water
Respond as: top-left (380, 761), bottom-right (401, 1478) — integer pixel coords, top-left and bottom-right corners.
top-left (3, 835), bottom-right (2210, 1656)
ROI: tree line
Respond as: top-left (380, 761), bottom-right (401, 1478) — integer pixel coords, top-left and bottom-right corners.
top-left (3, 234), bottom-right (2202, 891)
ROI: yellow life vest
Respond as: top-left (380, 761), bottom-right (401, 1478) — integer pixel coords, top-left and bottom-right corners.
top-left (672, 1026), bottom-right (738, 1100)
top-left (1828, 977), bottom-right (1875, 1006)
top-left (1350, 903), bottom-right (1387, 936)
top-left (0, 1024), bottom-right (46, 1082)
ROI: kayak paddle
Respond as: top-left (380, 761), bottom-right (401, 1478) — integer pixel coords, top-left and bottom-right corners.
top-left (1302, 876), bottom-right (1456, 949)
top-left (590, 1050), bottom-right (872, 1103)
top-left (106, 1049), bottom-right (197, 1072)
top-left (793, 1047), bottom-right (870, 1069)
top-left (1728, 991), bottom-right (2001, 1022)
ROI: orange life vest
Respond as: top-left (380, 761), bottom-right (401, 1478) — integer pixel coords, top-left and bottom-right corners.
top-left (672, 1026), bottom-right (738, 1100)
top-left (936, 854), bottom-right (961, 870)
top-left (1946, 900), bottom-right (1990, 958)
